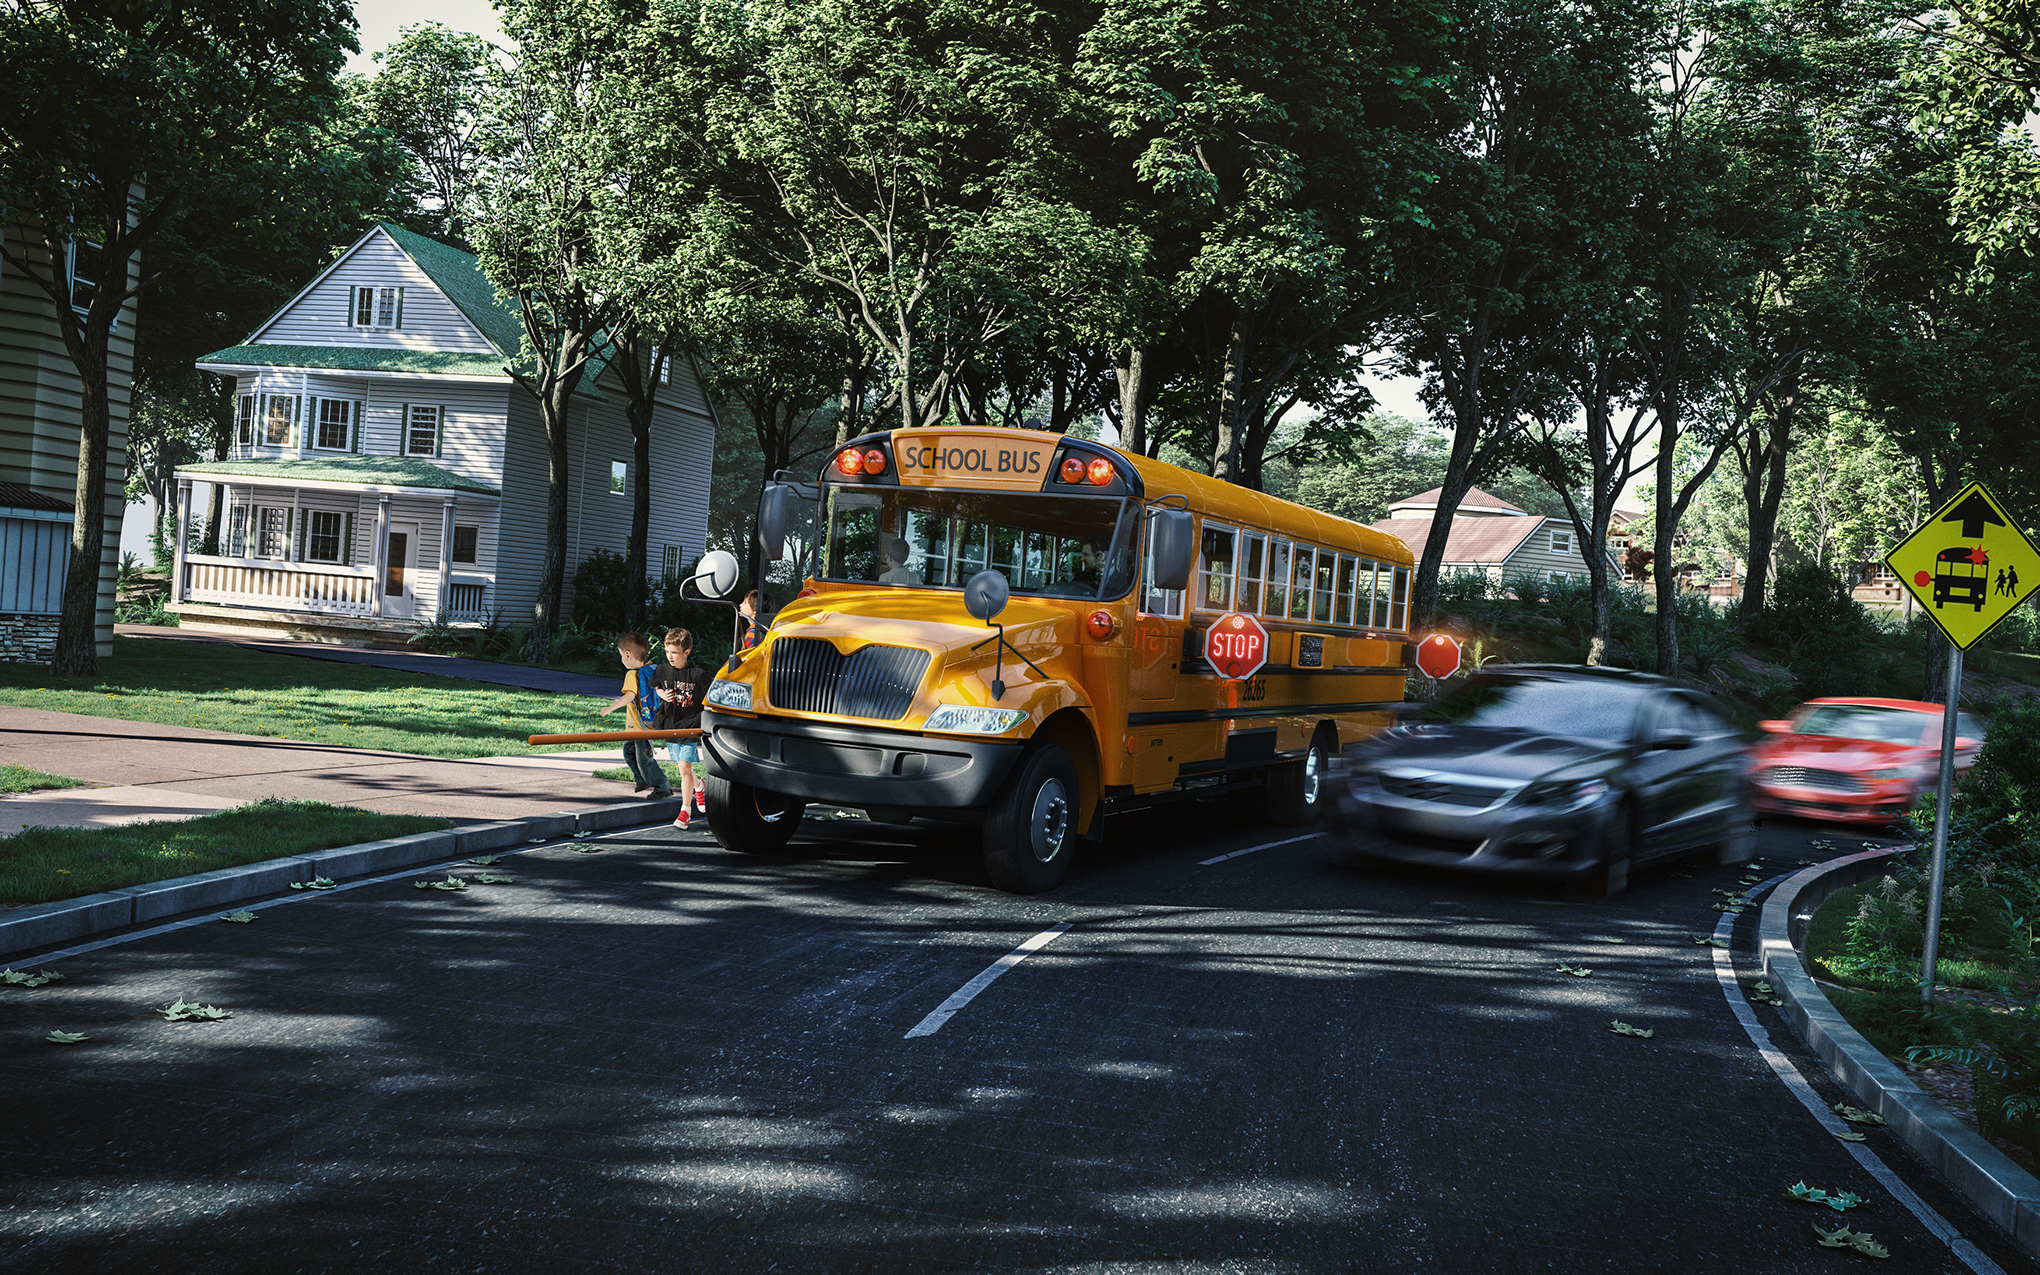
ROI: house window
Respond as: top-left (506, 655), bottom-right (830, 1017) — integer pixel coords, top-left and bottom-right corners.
top-left (306, 510), bottom-right (344, 563)
top-left (257, 507), bottom-right (288, 559)
top-left (609, 460), bottom-right (626, 495)
top-left (1549, 571), bottom-right (1569, 584)
top-left (314, 399), bottom-right (352, 451)
top-left (404, 405), bottom-right (439, 456)
top-left (228, 506), bottom-right (248, 556)
top-left (452, 525), bottom-right (478, 564)
top-left (67, 239), bottom-right (115, 328)
top-left (263, 396), bottom-right (294, 446)
top-left (662, 545), bottom-right (679, 581)
top-left (353, 285), bottom-right (403, 329)
top-left (1550, 527), bottom-right (1573, 554)
top-left (236, 395), bottom-right (256, 447)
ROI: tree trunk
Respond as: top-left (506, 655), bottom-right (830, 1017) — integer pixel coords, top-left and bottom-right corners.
top-left (1115, 346), bottom-right (1148, 456)
top-left (1210, 322), bottom-right (1250, 482)
top-left (625, 353), bottom-right (658, 631)
top-left (525, 337), bottom-right (587, 662)
top-left (1738, 381), bottom-right (1794, 626)
top-left (53, 346), bottom-right (112, 675)
top-left (1652, 401), bottom-right (1683, 676)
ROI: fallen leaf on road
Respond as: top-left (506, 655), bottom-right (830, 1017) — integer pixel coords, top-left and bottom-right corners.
top-left (155, 998), bottom-right (228, 1022)
top-left (527, 838), bottom-right (546, 844)
top-left (1751, 981), bottom-right (1786, 1007)
top-left (1557, 964), bottom-right (1592, 977)
top-left (1798, 860), bottom-right (1818, 866)
top-left (468, 856), bottom-right (499, 865)
top-left (221, 911), bottom-right (257, 924)
top-left (45, 1030), bottom-right (88, 1044)
top-left (1812, 1222), bottom-right (1887, 1257)
top-left (1599, 937), bottom-right (1626, 944)
top-left (1834, 1103), bottom-right (1886, 1126)
top-left (469, 872), bottom-right (515, 884)
top-left (572, 832), bottom-right (592, 840)
top-left (1836, 1130), bottom-right (1867, 1142)
top-left (2, 968), bottom-right (63, 987)
top-left (1609, 1020), bottom-right (1654, 1038)
top-left (1692, 936), bottom-right (1728, 947)
top-left (413, 876), bottom-right (468, 891)
top-left (289, 877), bottom-right (337, 891)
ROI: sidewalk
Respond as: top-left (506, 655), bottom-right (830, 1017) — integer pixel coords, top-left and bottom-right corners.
top-left (113, 623), bottom-right (618, 697)
top-left (0, 705), bottom-right (639, 835)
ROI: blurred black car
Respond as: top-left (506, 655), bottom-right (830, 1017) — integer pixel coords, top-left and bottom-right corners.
top-left (1334, 665), bottom-right (1755, 896)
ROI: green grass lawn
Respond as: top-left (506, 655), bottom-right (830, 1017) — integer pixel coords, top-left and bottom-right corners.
top-left (0, 636), bottom-right (615, 759)
top-left (0, 765), bottom-right (91, 795)
top-left (0, 799), bottom-right (451, 906)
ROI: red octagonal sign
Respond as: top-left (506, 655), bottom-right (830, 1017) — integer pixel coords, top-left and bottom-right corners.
top-left (1205, 612), bottom-right (1269, 680)
top-left (1415, 633), bottom-right (1463, 680)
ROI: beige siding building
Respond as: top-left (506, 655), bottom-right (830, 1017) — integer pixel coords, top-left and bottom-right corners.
top-left (0, 208), bottom-right (138, 659)
top-left (1370, 486), bottom-right (1619, 584)
top-left (171, 223), bottom-right (714, 643)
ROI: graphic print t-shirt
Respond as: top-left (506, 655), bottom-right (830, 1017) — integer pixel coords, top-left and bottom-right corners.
top-left (652, 663), bottom-right (713, 730)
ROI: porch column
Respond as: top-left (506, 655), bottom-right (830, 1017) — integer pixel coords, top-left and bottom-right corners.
top-left (372, 495), bottom-right (391, 620)
top-left (171, 479), bottom-right (192, 604)
top-left (437, 497), bottom-right (455, 620)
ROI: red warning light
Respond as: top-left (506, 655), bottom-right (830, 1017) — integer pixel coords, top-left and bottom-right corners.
top-left (835, 447), bottom-right (864, 476)
top-left (862, 448), bottom-right (887, 475)
top-left (1060, 457), bottom-right (1086, 484)
top-left (1086, 458), bottom-right (1115, 485)
top-left (1087, 610), bottom-right (1116, 640)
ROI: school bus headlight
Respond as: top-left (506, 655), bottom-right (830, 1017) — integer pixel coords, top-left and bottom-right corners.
top-left (706, 679), bottom-right (753, 711)
top-left (925, 705), bottom-right (1028, 734)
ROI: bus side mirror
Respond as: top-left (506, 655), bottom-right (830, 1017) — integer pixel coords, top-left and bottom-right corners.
top-left (964, 569), bottom-right (1010, 624)
top-left (691, 550), bottom-right (740, 599)
top-left (1148, 508), bottom-right (1195, 591)
top-left (757, 484), bottom-right (795, 562)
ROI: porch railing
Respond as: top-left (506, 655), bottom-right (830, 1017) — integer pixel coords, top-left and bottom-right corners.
top-left (182, 555), bottom-right (377, 617)
top-left (446, 577), bottom-right (491, 623)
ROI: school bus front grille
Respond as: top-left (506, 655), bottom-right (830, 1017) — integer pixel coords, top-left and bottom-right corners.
top-left (768, 638), bottom-right (932, 721)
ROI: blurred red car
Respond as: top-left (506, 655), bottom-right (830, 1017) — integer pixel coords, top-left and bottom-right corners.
top-left (1750, 697), bottom-right (1985, 825)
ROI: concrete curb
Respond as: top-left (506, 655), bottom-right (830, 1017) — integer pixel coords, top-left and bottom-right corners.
top-left (0, 798), bottom-right (683, 960)
top-left (1761, 846), bottom-right (2040, 1258)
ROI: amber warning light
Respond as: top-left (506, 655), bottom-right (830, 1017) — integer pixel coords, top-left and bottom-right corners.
top-left (835, 447), bottom-right (863, 476)
top-left (1087, 458), bottom-right (1115, 485)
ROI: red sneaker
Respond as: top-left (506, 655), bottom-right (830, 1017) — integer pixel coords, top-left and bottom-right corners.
top-left (694, 791), bottom-right (707, 812)
top-left (673, 808), bottom-right (691, 830)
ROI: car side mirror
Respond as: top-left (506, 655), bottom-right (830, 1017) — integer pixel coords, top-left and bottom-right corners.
top-left (1652, 733), bottom-right (1695, 752)
top-left (1758, 720), bottom-right (1792, 735)
top-left (1147, 508), bottom-right (1195, 591)
top-left (757, 484), bottom-right (796, 562)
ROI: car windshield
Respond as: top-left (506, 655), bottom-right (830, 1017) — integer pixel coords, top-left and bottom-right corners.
top-left (1794, 705), bottom-right (1930, 745)
top-left (1420, 674), bottom-right (1648, 744)
top-left (820, 486), bottom-right (1138, 600)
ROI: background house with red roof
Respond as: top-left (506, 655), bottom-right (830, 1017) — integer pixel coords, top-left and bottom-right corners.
top-left (1369, 486), bottom-right (1620, 585)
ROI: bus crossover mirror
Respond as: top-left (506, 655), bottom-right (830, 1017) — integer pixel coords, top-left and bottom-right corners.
top-left (1148, 508), bottom-right (1195, 591)
top-left (964, 569), bottom-right (1010, 623)
top-left (691, 550), bottom-right (740, 600)
top-left (757, 484), bottom-right (796, 561)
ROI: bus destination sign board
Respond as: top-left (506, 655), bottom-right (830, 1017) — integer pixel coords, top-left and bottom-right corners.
top-left (1206, 612), bottom-right (1269, 679)
top-left (894, 433), bottom-right (1059, 490)
top-left (1884, 481), bottom-right (2040, 650)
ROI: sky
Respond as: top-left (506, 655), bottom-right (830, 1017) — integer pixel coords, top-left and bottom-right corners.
top-left (346, 0), bottom-right (505, 74)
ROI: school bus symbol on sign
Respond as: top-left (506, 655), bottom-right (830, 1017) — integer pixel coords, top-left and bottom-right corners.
top-left (1885, 482), bottom-right (2040, 649)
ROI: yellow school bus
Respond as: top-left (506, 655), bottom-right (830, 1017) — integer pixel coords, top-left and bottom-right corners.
top-left (698, 426), bottom-right (1414, 892)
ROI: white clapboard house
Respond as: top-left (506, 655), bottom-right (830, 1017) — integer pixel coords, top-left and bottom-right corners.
top-left (1370, 486), bottom-right (1620, 584)
top-left (168, 223), bottom-right (715, 644)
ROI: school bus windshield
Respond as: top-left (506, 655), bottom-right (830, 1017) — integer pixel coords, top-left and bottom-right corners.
top-left (821, 487), bottom-right (1138, 600)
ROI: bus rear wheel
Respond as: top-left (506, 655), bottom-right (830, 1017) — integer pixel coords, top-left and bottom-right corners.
top-left (1263, 727), bottom-right (1332, 826)
top-left (983, 743), bottom-right (1078, 894)
top-left (704, 773), bottom-right (806, 854)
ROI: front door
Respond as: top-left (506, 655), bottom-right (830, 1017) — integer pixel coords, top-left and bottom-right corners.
top-left (383, 522), bottom-right (417, 618)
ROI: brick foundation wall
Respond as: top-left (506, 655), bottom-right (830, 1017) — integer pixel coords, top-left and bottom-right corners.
top-left (0, 613), bottom-right (59, 665)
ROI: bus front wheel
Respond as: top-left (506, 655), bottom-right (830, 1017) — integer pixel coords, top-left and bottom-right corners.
top-left (1263, 729), bottom-right (1331, 826)
top-left (704, 773), bottom-right (806, 854)
top-left (983, 743), bottom-right (1078, 894)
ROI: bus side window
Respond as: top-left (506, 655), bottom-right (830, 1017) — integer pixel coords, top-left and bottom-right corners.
top-left (1199, 523), bottom-right (1235, 611)
top-left (1313, 550), bottom-right (1335, 623)
top-left (1142, 519), bottom-right (1186, 618)
top-left (906, 510), bottom-right (950, 587)
top-left (1292, 546), bottom-right (1315, 620)
top-left (828, 492), bottom-right (881, 580)
top-left (1391, 565), bottom-right (1410, 630)
top-left (1334, 554), bottom-right (1357, 627)
top-left (1238, 533), bottom-right (1266, 612)
top-left (992, 526), bottom-right (1023, 584)
top-left (1024, 529), bottom-right (1051, 589)
top-left (1364, 560), bottom-right (1387, 627)
top-left (956, 521), bottom-right (989, 580)
top-left (1265, 539), bottom-right (1291, 618)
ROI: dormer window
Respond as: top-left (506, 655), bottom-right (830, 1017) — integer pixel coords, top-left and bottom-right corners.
top-left (351, 286), bottom-right (404, 330)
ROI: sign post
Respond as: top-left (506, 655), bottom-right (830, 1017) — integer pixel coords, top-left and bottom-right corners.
top-left (1205, 612), bottom-right (1269, 680)
top-left (1884, 481), bottom-right (2040, 1005)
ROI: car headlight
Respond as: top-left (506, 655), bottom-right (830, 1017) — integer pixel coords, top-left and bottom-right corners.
top-left (1516, 778), bottom-right (1611, 813)
top-left (705, 679), bottom-right (752, 711)
top-left (1867, 766), bottom-right (1921, 781)
top-left (924, 705), bottom-right (1028, 734)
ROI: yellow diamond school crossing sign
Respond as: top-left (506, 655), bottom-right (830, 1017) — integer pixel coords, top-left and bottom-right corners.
top-left (1885, 482), bottom-right (2040, 649)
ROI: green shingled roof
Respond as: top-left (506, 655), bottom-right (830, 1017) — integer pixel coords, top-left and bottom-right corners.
top-left (378, 223), bottom-right (526, 357)
top-left (196, 343), bottom-right (509, 377)
top-left (179, 456), bottom-right (500, 496)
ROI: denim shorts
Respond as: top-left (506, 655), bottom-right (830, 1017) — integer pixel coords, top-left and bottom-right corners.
top-left (666, 741), bottom-right (701, 764)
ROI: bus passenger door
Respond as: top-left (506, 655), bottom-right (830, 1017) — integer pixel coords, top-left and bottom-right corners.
top-left (1129, 525), bottom-right (1188, 789)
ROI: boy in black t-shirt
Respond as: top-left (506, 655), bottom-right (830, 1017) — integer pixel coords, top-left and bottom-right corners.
top-left (652, 627), bottom-right (714, 829)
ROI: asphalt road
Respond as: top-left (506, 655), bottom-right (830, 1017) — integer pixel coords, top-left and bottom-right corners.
top-left (0, 801), bottom-right (2029, 1274)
